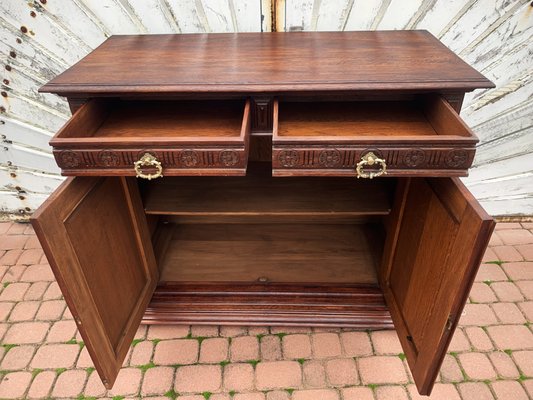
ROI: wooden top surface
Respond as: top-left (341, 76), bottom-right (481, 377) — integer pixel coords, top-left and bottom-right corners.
top-left (41, 31), bottom-right (493, 96)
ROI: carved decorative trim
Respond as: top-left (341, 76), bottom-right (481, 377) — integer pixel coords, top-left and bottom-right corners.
top-left (273, 147), bottom-right (474, 170)
top-left (278, 150), bottom-right (300, 167)
top-left (445, 150), bottom-right (468, 168)
top-left (98, 150), bottom-right (120, 167)
top-left (179, 150), bottom-right (199, 167)
top-left (404, 149), bottom-right (426, 168)
top-left (318, 149), bottom-right (341, 167)
top-left (219, 150), bottom-right (239, 166)
top-left (58, 151), bottom-right (81, 168)
top-left (54, 148), bottom-right (247, 171)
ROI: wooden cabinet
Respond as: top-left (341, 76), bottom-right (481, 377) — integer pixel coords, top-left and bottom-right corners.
top-left (33, 31), bottom-right (495, 395)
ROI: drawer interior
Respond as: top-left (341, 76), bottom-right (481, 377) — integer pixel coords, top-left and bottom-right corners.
top-left (274, 95), bottom-right (475, 140)
top-left (52, 99), bottom-right (248, 143)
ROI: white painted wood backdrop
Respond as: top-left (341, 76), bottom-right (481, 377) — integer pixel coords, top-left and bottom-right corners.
top-left (0, 0), bottom-right (531, 217)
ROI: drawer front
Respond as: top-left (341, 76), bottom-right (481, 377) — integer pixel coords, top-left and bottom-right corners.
top-left (272, 146), bottom-right (475, 177)
top-left (54, 147), bottom-right (248, 176)
top-left (272, 96), bottom-right (478, 177)
top-left (51, 99), bottom-right (251, 177)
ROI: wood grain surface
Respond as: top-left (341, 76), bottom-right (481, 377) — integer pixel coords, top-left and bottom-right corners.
top-left (157, 223), bottom-right (380, 284)
top-left (142, 172), bottom-right (393, 217)
top-left (40, 31), bottom-right (494, 95)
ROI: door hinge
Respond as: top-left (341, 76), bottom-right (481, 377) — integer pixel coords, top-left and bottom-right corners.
top-left (446, 315), bottom-right (454, 331)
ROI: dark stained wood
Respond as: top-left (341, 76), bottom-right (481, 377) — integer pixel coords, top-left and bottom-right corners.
top-left (33, 31), bottom-right (495, 396)
top-left (249, 135), bottom-right (272, 162)
top-left (31, 177), bottom-right (158, 389)
top-left (278, 101), bottom-right (440, 137)
top-left (272, 96), bottom-right (477, 176)
top-left (57, 101), bottom-right (244, 140)
top-left (142, 167), bottom-right (393, 218)
top-left (251, 97), bottom-right (274, 133)
top-left (143, 282), bottom-right (393, 328)
top-left (40, 31), bottom-right (494, 96)
top-left (157, 223), bottom-right (381, 284)
top-left (381, 177), bottom-right (495, 395)
top-left (51, 99), bottom-right (251, 176)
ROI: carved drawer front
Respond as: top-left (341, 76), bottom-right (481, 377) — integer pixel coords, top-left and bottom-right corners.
top-left (272, 96), bottom-right (477, 177)
top-left (51, 99), bottom-right (251, 177)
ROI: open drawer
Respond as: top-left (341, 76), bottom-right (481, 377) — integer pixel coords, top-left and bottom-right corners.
top-left (51, 99), bottom-right (251, 176)
top-left (272, 96), bottom-right (478, 177)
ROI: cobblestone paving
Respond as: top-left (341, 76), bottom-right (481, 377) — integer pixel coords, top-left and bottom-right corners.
top-left (0, 221), bottom-right (532, 399)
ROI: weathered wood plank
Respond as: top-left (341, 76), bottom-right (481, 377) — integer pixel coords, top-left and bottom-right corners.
top-left (165, 1), bottom-right (206, 33)
top-left (0, 116), bottom-right (54, 152)
top-left (343, 0), bottom-right (387, 31)
top-left (234, 0), bottom-right (263, 32)
top-left (474, 126), bottom-right (533, 166)
top-left (0, 1), bottom-right (91, 65)
top-left (473, 99), bottom-right (532, 143)
top-left (0, 190), bottom-right (51, 213)
top-left (0, 166), bottom-right (63, 195)
top-left (466, 153), bottom-right (533, 184)
top-left (123, 0), bottom-right (179, 33)
top-left (0, 90), bottom-right (68, 133)
top-left (440, 0), bottom-right (529, 54)
top-left (285, 0), bottom-right (314, 30)
top-left (0, 17), bottom-right (69, 76)
top-left (0, 1), bottom-right (532, 216)
top-left (315, 0), bottom-right (352, 31)
top-left (377, 0), bottom-right (423, 30)
top-left (0, 141), bottom-right (58, 174)
top-left (1, 66), bottom-right (70, 115)
top-left (202, 0), bottom-right (237, 32)
top-left (475, 195), bottom-right (533, 217)
top-left (462, 76), bottom-right (532, 128)
top-left (415, 0), bottom-right (472, 36)
top-left (78, 0), bottom-right (145, 34)
top-left (37, 0), bottom-right (109, 47)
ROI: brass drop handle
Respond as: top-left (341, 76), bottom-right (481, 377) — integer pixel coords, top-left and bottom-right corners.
top-left (134, 153), bottom-right (163, 180)
top-left (356, 152), bottom-right (387, 179)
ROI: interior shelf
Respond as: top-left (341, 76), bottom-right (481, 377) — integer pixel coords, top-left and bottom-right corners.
top-left (142, 167), bottom-right (393, 219)
top-left (157, 223), bottom-right (382, 285)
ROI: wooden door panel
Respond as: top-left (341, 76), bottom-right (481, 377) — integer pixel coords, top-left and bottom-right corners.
top-left (382, 178), bottom-right (495, 395)
top-left (32, 177), bottom-right (158, 389)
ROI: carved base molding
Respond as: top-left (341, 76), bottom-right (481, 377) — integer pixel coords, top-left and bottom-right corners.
top-left (143, 282), bottom-right (394, 328)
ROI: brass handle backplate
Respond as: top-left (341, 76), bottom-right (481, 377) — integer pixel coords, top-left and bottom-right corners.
top-left (356, 152), bottom-right (387, 179)
top-left (134, 153), bottom-right (163, 180)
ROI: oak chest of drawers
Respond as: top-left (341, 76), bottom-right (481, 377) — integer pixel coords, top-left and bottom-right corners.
top-left (32, 31), bottom-right (495, 395)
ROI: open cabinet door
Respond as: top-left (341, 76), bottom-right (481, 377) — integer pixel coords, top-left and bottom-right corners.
top-left (381, 178), bottom-right (495, 395)
top-left (32, 177), bottom-right (158, 389)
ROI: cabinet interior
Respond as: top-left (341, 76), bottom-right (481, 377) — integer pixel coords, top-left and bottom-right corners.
top-left (141, 163), bottom-right (394, 286)
top-left (137, 162), bottom-right (397, 327)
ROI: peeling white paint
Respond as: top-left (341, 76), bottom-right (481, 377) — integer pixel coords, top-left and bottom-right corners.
top-left (0, 0), bottom-right (531, 216)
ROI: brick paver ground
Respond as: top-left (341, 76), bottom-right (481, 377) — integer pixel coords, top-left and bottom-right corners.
top-left (0, 220), bottom-right (532, 399)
